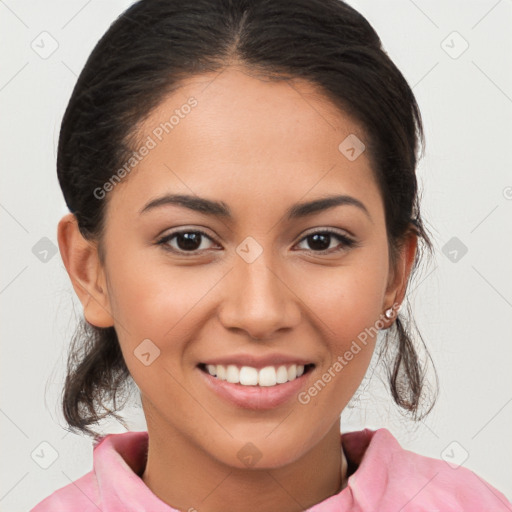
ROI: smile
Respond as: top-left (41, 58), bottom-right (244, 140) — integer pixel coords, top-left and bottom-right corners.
top-left (199, 363), bottom-right (314, 387)
top-left (197, 362), bottom-right (315, 410)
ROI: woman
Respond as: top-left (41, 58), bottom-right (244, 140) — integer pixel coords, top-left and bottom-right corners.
top-left (31, 0), bottom-right (512, 510)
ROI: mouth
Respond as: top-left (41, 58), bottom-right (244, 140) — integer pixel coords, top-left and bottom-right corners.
top-left (197, 362), bottom-right (315, 387)
top-left (197, 362), bottom-right (315, 410)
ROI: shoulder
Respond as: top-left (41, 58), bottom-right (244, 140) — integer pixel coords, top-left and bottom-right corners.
top-left (30, 470), bottom-right (100, 511)
top-left (29, 432), bottom-right (125, 511)
top-left (30, 430), bottom-right (154, 512)
top-left (344, 427), bottom-right (512, 511)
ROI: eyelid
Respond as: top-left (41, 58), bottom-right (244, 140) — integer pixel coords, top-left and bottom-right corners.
top-left (155, 228), bottom-right (219, 254)
top-left (156, 226), bottom-right (358, 256)
top-left (294, 227), bottom-right (358, 253)
top-left (299, 226), bottom-right (354, 240)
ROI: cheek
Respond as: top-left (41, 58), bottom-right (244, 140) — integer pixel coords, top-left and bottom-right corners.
top-left (296, 253), bottom-right (388, 338)
top-left (105, 256), bottom-right (224, 382)
top-left (293, 251), bottom-right (388, 401)
top-left (107, 252), bottom-right (215, 333)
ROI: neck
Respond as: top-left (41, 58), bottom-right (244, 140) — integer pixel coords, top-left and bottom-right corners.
top-left (141, 420), bottom-right (347, 512)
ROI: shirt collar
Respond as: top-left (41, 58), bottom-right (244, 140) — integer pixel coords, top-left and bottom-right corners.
top-left (92, 428), bottom-right (386, 511)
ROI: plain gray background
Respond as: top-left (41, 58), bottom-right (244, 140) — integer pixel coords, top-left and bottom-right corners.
top-left (1, 0), bottom-right (511, 510)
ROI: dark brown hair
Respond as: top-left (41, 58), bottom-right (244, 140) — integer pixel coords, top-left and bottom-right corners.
top-left (57, 0), bottom-right (438, 439)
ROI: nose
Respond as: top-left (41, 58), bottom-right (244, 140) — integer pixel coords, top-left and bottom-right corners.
top-left (217, 250), bottom-right (302, 340)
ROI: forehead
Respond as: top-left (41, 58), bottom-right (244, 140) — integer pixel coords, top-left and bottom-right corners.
top-left (107, 66), bottom-right (384, 223)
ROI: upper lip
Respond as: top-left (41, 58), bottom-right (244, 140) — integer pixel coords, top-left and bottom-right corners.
top-left (200, 353), bottom-right (314, 370)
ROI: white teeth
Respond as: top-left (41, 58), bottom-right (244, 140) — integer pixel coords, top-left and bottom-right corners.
top-left (276, 365), bottom-right (288, 384)
top-left (204, 363), bottom-right (307, 386)
top-left (216, 364), bottom-right (226, 380)
top-left (239, 366), bottom-right (258, 385)
top-left (258, 366), bottom-right (277, 387)
top-left (226, 364), bottom-right (239, 383)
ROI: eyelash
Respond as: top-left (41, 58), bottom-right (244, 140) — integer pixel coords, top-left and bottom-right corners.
top-left (155, 228), bottom-right (358, 256)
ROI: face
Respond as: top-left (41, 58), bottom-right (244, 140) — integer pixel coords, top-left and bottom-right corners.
top-left (69, 67), bottom-right (408, 468)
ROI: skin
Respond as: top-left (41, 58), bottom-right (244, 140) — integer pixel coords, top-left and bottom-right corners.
top-left (58, 66), bottom-right (417, 512)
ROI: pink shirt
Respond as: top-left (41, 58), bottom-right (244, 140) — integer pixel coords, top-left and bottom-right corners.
top-left (30, 428), bottom-right (512, 511)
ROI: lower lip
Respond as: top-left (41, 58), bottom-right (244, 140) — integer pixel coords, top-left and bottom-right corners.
top-left (198, 366), bottom-right (313, 410)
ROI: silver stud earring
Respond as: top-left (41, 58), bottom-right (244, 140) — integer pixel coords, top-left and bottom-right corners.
top-left (385, 303), bottom-right (401, 319)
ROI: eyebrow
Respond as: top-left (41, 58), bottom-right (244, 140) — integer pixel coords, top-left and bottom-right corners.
top-left (139, 193), bottom-right (371, 221)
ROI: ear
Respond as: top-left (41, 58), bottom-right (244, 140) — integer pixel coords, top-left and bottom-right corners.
top-left (57, 213), bottom-right (114, 328)
top-left (382, 229), bottom-right (418, 324)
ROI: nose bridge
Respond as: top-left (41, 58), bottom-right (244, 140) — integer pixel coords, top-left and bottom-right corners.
top-left (218, 243), bottom-right (301, 339)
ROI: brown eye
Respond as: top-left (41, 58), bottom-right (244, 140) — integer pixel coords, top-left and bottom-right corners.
top-left (296, 229), bottom-right (357, 254)
top-left (157, 230), bottom-right (217, 255)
